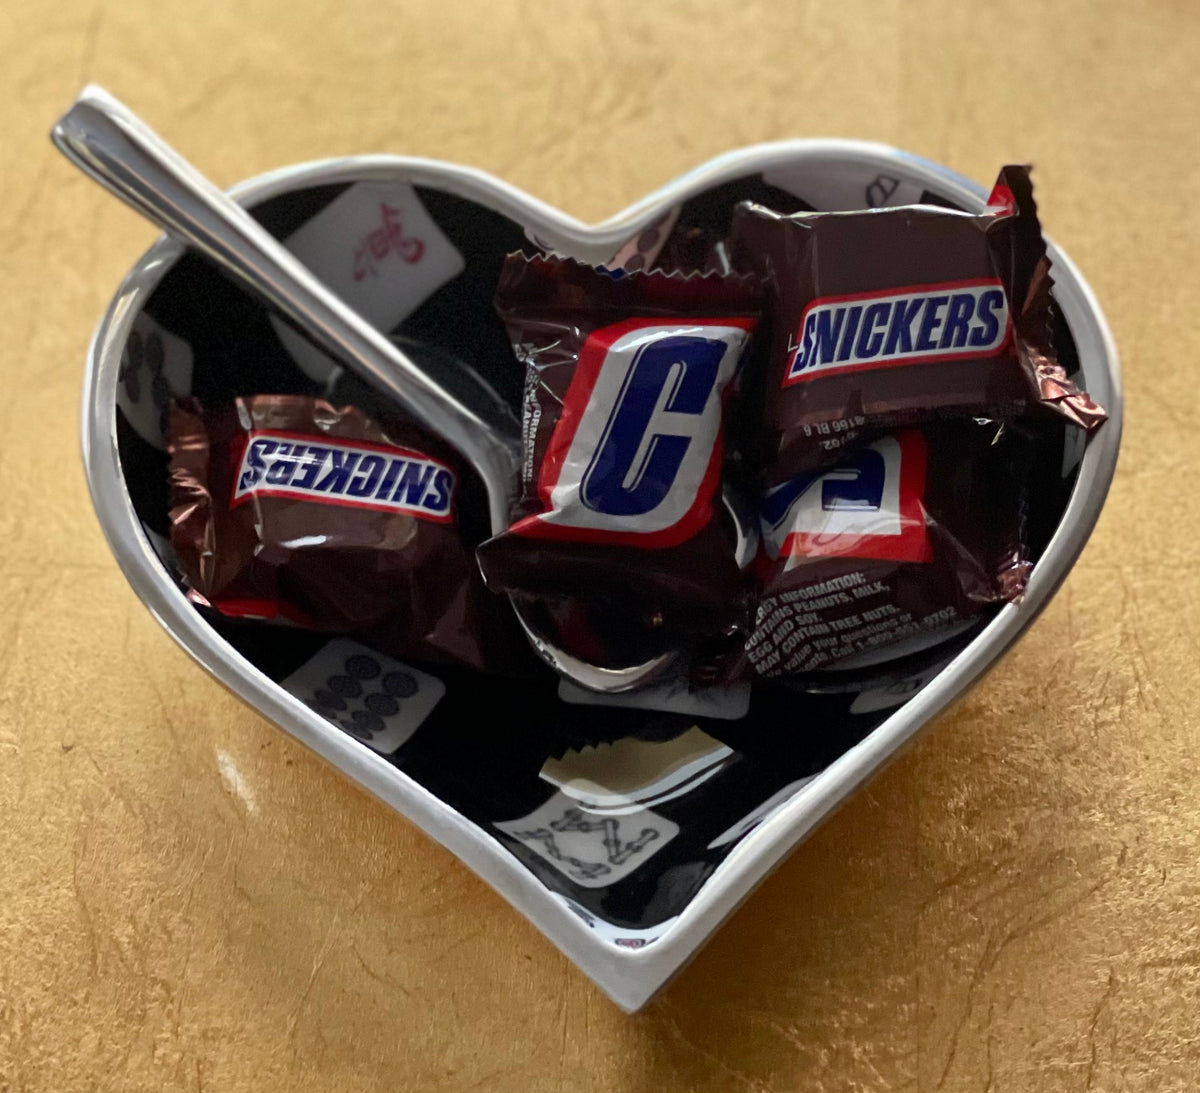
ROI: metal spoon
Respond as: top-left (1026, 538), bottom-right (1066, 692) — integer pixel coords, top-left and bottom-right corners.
top-left (53, 85), bottom-right (690, 691)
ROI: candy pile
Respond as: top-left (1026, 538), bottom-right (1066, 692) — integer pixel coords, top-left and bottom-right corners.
top-left (167, 165), bottom-right (1105, 685)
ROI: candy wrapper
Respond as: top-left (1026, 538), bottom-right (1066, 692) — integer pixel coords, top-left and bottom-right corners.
top-left (475, 255), bottom-right (762, 667)
top-left (168, 394), bottom-right (513, 672)
top-left (728, 165), bottom-right (1106, 476)
top-left (740, 419), bottom-right (1033, 678)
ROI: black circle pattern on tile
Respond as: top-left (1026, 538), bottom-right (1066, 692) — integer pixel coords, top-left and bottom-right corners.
top-left (328, 675), bottom-right (362, 698)
top-left (313, 689), bottom-right (348, 711)
top-left (383, 671), bottom-right (417, 698)
top-left (298, 653), bottom-right (429, 752)
top-left (350, 709), bottom-right (385, 735)
top-left (345, 655), bottom-right (382, 680)
top-left (365, 692), bottom-right (400, 717)
top-left (342, 721), bottom-right (374, 741)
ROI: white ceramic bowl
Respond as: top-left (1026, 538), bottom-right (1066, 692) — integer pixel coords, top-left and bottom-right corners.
top-left (81, 142), bottom-right (1121, 1010)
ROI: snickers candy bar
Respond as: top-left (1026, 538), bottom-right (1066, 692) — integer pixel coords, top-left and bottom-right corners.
top-left (742, 419), bottom-right (1032, 678)
top-left (475, 255), bottom-right (762, 666)
top-left (168, 394), bottom-right (506, 672)
top-left (729, 165), bottom-right (1106, 476)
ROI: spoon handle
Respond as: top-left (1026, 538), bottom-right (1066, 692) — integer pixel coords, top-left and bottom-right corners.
top-left (52, 84), bottom-right (518, 533)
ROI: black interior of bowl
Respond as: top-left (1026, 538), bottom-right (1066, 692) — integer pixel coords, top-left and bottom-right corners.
top-left (112, 170), bottom-right (1081, 940)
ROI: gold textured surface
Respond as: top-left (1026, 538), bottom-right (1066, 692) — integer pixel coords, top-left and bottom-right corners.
top-left (0, 0), bottom-right (1192, 1088)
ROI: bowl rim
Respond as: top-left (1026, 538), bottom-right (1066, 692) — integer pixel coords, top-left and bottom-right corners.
top-left (80, 138), bottom-right (1123, 1011)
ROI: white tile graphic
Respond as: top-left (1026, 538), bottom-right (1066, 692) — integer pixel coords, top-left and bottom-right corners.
top-left (282, 638), bottom-right (444, 755)
top-left (116, 312), bottom-right (194, 449)
top-left (269, 181), bottom-right (465, 382)
top-left (496, 791), bottom-right (679, 889)
top-left (540, 727), bottom-right (734, 814)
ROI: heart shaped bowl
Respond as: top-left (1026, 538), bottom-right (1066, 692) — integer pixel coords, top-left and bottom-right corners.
top-left (81, 141), bottom-right (1121, 1011)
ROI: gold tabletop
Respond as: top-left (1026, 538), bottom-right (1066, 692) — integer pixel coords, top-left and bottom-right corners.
top-left (1, 0), bottom-right (1193, 1088)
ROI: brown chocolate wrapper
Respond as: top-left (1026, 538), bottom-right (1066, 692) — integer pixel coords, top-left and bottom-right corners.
top-left (475, 255), bottom-right (762, 668)
top-left (168, 394), bottom-right (518, 674)
top-left (739, 419), bottom-right (1032, 679)
top-left (728, 165), bottom-right (1106, 477)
